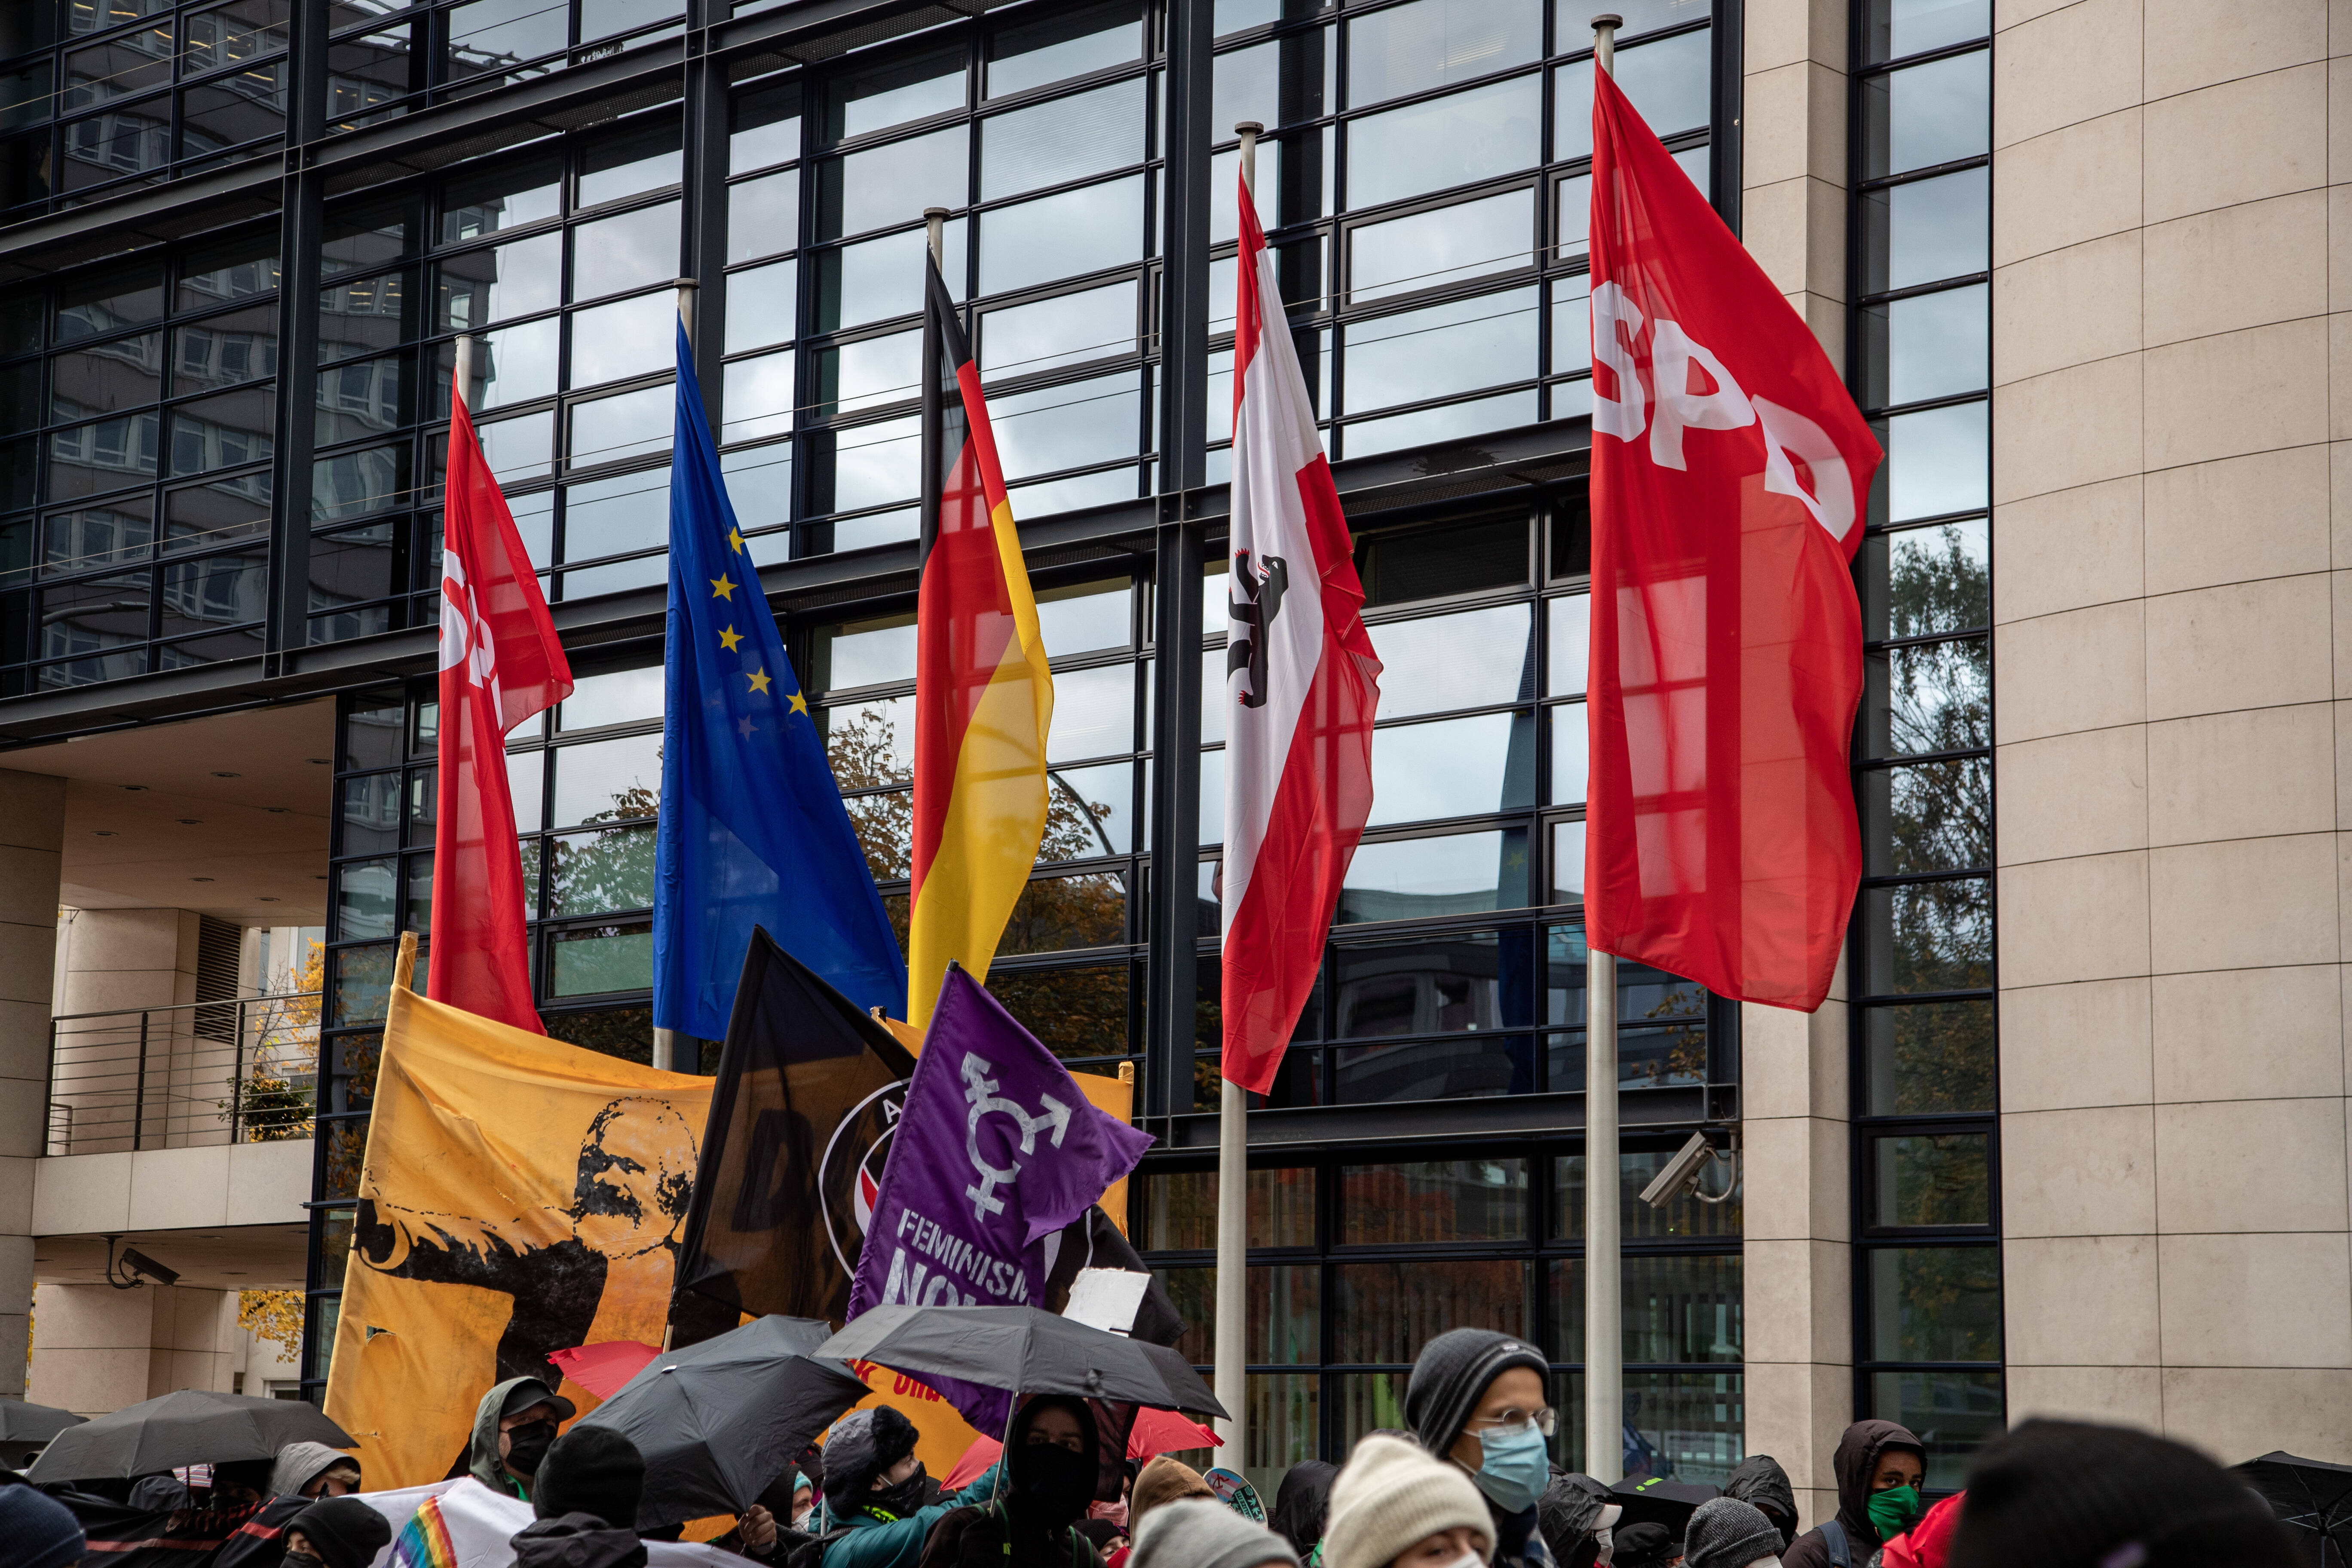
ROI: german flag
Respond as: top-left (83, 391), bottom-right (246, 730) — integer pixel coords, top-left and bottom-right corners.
top-left (907, 250), bottom-right (1054, 1026)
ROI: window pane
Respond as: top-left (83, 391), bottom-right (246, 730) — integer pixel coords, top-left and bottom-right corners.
top-left (569, 291), bottom-right (675, 390)
top-left (1868, 1247), bottom-right (2000, 1360)
top-left (816, 222), bottom-right (967, 333)
top-left (442, 157), bottom-right (561, 243)
top-left (579, 126), bottom-right (682, 207)
top-left (726, 167), bottom-right (800, 265)
top-left (1865, 877), bottom-right (1991, 995)
top-left (1868, 634), bottom-right (1987, 758)
top-left (1368, 603), bottom-right (1533, 717)
top-left (436, 232), bottom-right (561, 330)
top-left (562, 664), bottom-right (663, 729)
top-left (1334, 928), bottom-right (1534, 1037)
top-left (980, 282), bottom-right (1135, 378)
top-left (1348, 0), bottom-right (1539, 108)
top-left (978, 176), bottom-right (1145, 296)
top-left (1347, 288), bottom-right (1537, 414)
top-left (726, 258), bottom-right (797, 354)
top-left (1551, 28), bottom-right (1711, 161)
top-left (551, 732), bottom-right (661, 824)
top-left (1868, 1371), bottom-right (2002, 1493)
top-left (1552, 1148), bottom-right (1742, 1243)
top-left (1864, 998), bottom-right (1996, 1115)
top-left (730, 79), bottom-right (801, 174)
top-left (53, 331), bottom-right (162, 418)
top-left (1877, 400), bottom-right (1987, 523)
top-left (337, 858), bottom-right (396, 940)
top-left (1864, 755), bottom-right (1990, 876)
top-left (550, 824), bottom-right (656, 915)
top-left (1622, 1253), bottom-right (1742, 1364)
top-left (1865, 0), bottom-right (1992, 63)
top-left (446, 0), bottom-right (564, 77)
top-left (820, 126), bottom-right (967, 239)
top-left (988, 373), bottom-right (1142, 484)
top-left (1874, 1132), bottom-right (1991, 1228)
top-left (980, 77), bottom-right (1144, 202)
top-left (827, 48), bottom-right (965, 143)
top-left (1861, 166), bottom-right (1988, 294)
top-left (989, 2), bottom-right (1144, 98)
top-left (1546, 593), bottom-right (1587, 692)
top-left (1868, 517), bottom-right (1988, 641)
top-left (1333, 1260), bottom-right (1530, 1361)
top-left (1346, 389), bottom-right (1535, 459)
top-left (570, 202), bottom-right (681, 303)
top-left (44, 501), bottom-right (151, 574)
top-left (456, 317), bottom-right (560, 412)
top-left (168, 390), bottom-right (275, 478)
top-left (1134, 1167), bottom-right (1317, 1251)
top-left (570, 383), bottom-right (673, 470)
top-left (1046, 662), bottom-right (1134, 763)
top-left (1347, 75), bottom-right (1539, 209)
top-left (814, 328), bottom-right (918, 418)
top-left (1550, 705), bottom-right (1587, 805)
top-left (563, 465), bottom-right (668, 563)
top-left (550, 922), bottom-right (652, 995)
top-left (1864, 50), bottom-right (1988, 179)
top-left (1157, 1264), bottom-right (1320, 1364)
top-left (1340, 1158), bottom-right (1526, 1245)
top-left (985, 961), bottom-right (1129, 1055)
top-left (815, 415), bottom-right (921, 514)
top-left (1348, 190), bottom-right (1531, 306)
top-left (1553, 0), bottom-right (1710, 44)
top-left (1862, 282), bottom-right (1986, 408)
top-left (174, 306), bottom-right (279, 396)
top-left (1339, 830), bottom-right (1527, 921)
top-left (1213, 31), bottom-right (1332, 138)
top-left (1369, 712), bottom-right (1534, 826)
top-left (999, 869), bottom-right (1125, 952)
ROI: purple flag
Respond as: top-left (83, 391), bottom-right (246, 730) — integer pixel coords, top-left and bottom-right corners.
top-left (846, 967), bottom-right (1155, 1430)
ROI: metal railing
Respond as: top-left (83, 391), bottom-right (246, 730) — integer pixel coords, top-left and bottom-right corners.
top-left (46, 992), bottom-right (322, 1156)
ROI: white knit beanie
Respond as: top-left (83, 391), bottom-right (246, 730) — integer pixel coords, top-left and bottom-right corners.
top-left (1323, 1434), bottom-right (1496, 1568)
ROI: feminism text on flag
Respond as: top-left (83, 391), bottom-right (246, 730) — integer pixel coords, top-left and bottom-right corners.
top-left (876, 1203), bottom-right (1036, 1307)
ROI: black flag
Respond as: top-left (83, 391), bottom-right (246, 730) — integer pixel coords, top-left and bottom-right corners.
top-left (670, 927), bottom-right (918, 1340)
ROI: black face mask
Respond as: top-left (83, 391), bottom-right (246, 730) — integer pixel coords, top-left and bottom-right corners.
top-left (868, 1464), bottom-right (928, 1519)
top-left (504, 1420), bottom-right (557, 1476)
top-left (1010, 1441), bottom-right (1096, 1527)
top-left (285, 1553), bottom-right (325, 1568)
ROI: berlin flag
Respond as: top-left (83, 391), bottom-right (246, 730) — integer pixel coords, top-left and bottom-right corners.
top-left (431, 370), bottom-right (572, 1032)
top-left (1219, 178), bottom-right (1382, 1095)
top-left (1585, 66), bottom-right (1881, 1011)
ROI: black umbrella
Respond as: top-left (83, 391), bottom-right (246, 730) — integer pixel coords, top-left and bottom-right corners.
top-left (575, 1314), bottom-right (871, 1531)
top-left (0, 1398), bottom-right (85, 1470)
top-left (1611, 1474), bottom-right (1721, 1535)
top-left (2238, 1451), bottom-right (2352, 1566)
top-left (815, 1305), bottom-right (1228, 1420)
top-left (25, 1390), bottom-right (352, 1484)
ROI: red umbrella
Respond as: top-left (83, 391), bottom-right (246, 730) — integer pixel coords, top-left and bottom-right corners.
top-left (550, 1340), bottom-right (660, 1400)
top-left (943, 1411), bottom-right (1222, 1489)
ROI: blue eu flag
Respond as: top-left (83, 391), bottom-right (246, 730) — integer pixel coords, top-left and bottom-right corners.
top-left (654, 321), bottom-right (907, 1036)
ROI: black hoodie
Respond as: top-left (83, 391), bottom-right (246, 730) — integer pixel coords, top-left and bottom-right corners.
top-left (511, 1513), bottom-right (648, 1568)
top-left (1779, 1421), bottom-right (1923, 1568)
top-left (1722, 1455), bottom-right (1799, 1550)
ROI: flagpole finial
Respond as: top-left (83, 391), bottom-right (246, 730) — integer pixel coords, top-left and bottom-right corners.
top-left (675, 277), bottom-right (700, 346)
top-left (923, 207), bottom-right (948, 269)
top-left (1234, 120), bottom-right (1265, 197)
top-left (1591, 12), bottom-right (1621, 72)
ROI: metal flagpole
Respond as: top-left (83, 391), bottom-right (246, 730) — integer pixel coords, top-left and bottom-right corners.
top-left (1212, 118), bottom-right (1267, 1453)
top-left (652, 280), bottom-right (700, 1078)
top-left (1584, 13), bottom-right (1623, 1487)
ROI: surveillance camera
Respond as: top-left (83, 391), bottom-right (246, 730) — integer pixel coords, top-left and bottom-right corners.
top-left (1638, 1132), bottom-right (1715, 1209)
top-left (122, 1247), bottom-right (180, 1288)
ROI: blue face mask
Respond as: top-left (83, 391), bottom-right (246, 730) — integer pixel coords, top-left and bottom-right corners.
top-left (1473, 1422), bottom-right (1553, 1514)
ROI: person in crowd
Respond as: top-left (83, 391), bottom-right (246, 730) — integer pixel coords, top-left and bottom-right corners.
top-left (916, 1395), bottom-right (1108, 1568)
top-left (1080, 1518), bottom-right (1128, 1558)
top-left (510, 1426), bottom-right (647, 1568)
top-left (1611, 1522), bottom-right (1677, 1568)
top-left (1271, 1459), bottom-right (1338, 1564)
top-left (1720, 1458), bottom-right (1797, 1554)
top-left (1, 1477), bottom-right (87, 1568)
top-left (1534, 1476), bottom-right (1617, 1568)
top-left (1880, 1494), bottom-right (1961, 1568)
top-left (1779, 1421), bottom-right (1924, 1568)
top-left (270, 1444), bottom-right (363, 1502)
top-left (817, 1406), bottom-right (1001, 1568)
top-left (464, 1376), bottom-right (577, 1505)
top-left (1128, 1455), bottom-right (1216, 1539)
top-left (1947, 1419), bottom-right (2294, 1568)
top-left (791, 1473), bottom-right (816, 1531)
top-left (282, 1497), bottom-right (394, 1568)
top-left (1321, 1431), bottom-right (1494, 1568)
top-left (210, 1460), bottom-right (279, 1509)
top-left (129, 1473), bottom-right (196, 1511)
top-left (1403, 1329), bottom-right (1558, 1568)
top-left (1130, 1497), bottom-right (1300, 1568)
top-left (1682, 1499), bottom-right (1784, 1568)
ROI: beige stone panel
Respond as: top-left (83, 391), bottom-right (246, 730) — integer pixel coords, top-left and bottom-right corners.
top-left (1997, 727), bottom-right (2147, 866)
top-left (2144, 445), bottom-right (2330, 596)
top-left (27, 1150), bottom-right (130, 1237)
top-left (2148, 834), bottom-right (2339, 972)
top-left (2155, 1097), bottom-right (2349, 1232)
top-left (2144, 194), bottom-right (2328, 349)
top-left (1993, 234), bottom-right (2141, 386)
top-left (1739, 1359), bottom-right (1851, 1529)
top-left (1741, 1115), bottom-right (1851, 1243)
top-left (1996, 0), bottom-right (2141, 150)
top-left (1993, 478), bottom-right (2143, 625)
top-left (2144, 575), bottom-right (2332, 721)
top-left (1998, 851), bottom-right (2151, 989)
top-left (1743, 0), bottom-right (1844, 74)
top-left (2158, 1231), bottom-right (2352, 1366)
top-left (2144, 64), bottom-right (2327, 225)
top-left (1743, 61), bottom-right (1812, 191)
top-left (1994, 601), bottom-right (2145, 743)
top-left (1997, 0), bottom-right (2082, 28)
top-left (224, 1139), bottom-right (312, 1227)
top-left (1742, 1238), bottom-right (1850, 1366)
top-left (2162, 1368), bottom-right (2352, 1463)
top-left (1741, 179), bottom-right (1847, 306)
top-left (2003, 1235), bottom-right (2160, 1365)
top-left (2001, 979), bottom-right (2153, 1112)
top-left (2333, 189), bottom-right (2352, 315)
top-left (1739, 991), bottom-right (1846, 1121)
top-left (2147, 705), bottom-right (2336, 845)
top-left (2002, 1104), bottom-right (2158, 1237)
top-left (2145, 0), bottom-right (2325, 100)
top-left (2146, 322), bottom-right (2329, 472)
top-left (1994, 111), bottom-right (2144, 270)
top-left (2336, 58), bottom-right (2352, 187)
top-left (2006, 1365), bottom-right (2167, 1430)
top-left (2153, 965), bottom-right (2343, 1102)
top-left (2337, 700), bottom-right (2352, 825)
top-left (0, 772), bottom-right (64, 855)
top-left (1993, 355), bottom-right (2143, 506)
top-left (2337, 0), bottom-right (2352, 57)
top-left (27, 1344), bottom-right (154, 1417)
top-left (2336, 315), bottom-right (2352, 444)
top-left (123, 1145), bottom-right (232, 1233)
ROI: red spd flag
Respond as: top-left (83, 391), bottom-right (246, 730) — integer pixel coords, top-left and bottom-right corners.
top-left (431, 383), bottom-right (572, 1032)
top-left (1585, 67), bottom-right (1880, 1012)
top-left (1220, 178), bottom-right (1383, 1093)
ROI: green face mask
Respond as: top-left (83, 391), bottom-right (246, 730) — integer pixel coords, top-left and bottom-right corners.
top-left (1868, 1484), bottom-right (1923, 1541)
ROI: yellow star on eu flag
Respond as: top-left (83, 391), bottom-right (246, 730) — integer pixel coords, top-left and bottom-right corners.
top-left (710, 573), bottom-right (737, 600)
top-left (747, 668), bottom-right (773, 695)
top-left (789, 691), bottom-right (809, 716)
top-left (718, 626), bottom-right (743, 652)
top-left (728, 527), bottom-right (746, 554)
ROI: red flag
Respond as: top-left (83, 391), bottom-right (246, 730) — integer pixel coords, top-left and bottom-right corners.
top-left (1584, 67), bottom-right (1881, 1012)
top-left (1220, 178), bottom-right (1383, 1094)
top-left (430, 386), bottom-right (573, 1032)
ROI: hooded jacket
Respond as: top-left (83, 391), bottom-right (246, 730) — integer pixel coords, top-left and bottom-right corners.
top-left (511, 1513), bottom-right (648, 1568)
top-left (820, 1465), bottom-right (1004, 1568)
top-left (1721, 1455), bottom-right (1798, 1550)
top-left (1780, 1421), bottom-right (1923, 1568)
top-left (268, 1443), bottom-right (357, 1502)
top-left (468, 1377), bottom-right (571, 1502)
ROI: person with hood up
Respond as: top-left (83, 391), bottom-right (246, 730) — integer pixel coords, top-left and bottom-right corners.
top-left (210, 1459), bottom-right (279, 1508)
top-left (1681, 1498), bottom-right (1784, 1568)
top-left (1321, 1433), bottom-right (1492, 1568)
top-left (1534, 1475), bottom-right (1616, 1568)
top-left (817, 1406), bottom-right (1001, 1568)
top-left (1403, 1329), bottom-right (1558, 1568)
top-left (464, 1376), bottom-right (579, 1504)
top-left (1130, 1497), bottom-right (1300, 1568)
top-left (1270, 1460), bottom-right (1338, 1565)
top-left (509, 1425), bottom-right (647, 1568)
top-left (1719, 1458), bottom-right (1796, 1555)
top-left (1127, 1455), bottom-right (1217, 1540)
top-left (1608, 1523), bottom-right (1677, 1568)
top-left (282, 1497), bottom-right (394, 1568)
top-left (916, 1395), bottom-right (1109, 1568)
top-left (1779, 1421), bottom-right (1924, 1568)
top-left (269, 1444), bottom-right (363, 1502)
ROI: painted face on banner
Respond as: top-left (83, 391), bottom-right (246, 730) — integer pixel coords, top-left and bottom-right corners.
top-left (819, 1080), bottom-right (906, 1277)
top-left (569, 1096), bottom-right (699, 1258)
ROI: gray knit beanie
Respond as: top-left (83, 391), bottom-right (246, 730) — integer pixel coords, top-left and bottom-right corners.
top-left (1403, 1329), bottom-right (1549, 1459)
top-left (1683, 1498), bottom-right (1785, 1568)
top-left (1131, 1498), bottom-right (1301, 1568)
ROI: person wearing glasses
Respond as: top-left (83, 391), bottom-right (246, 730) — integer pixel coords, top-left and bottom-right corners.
top-left (1404, 1330), bottom-right (1562, 1568)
